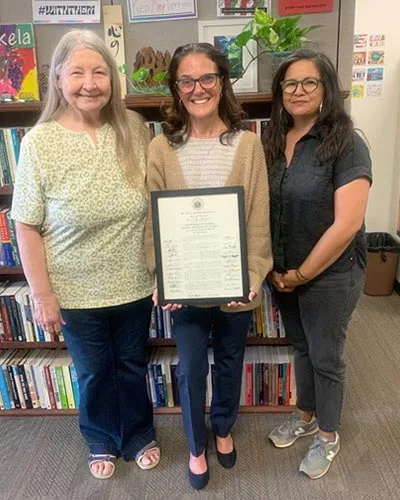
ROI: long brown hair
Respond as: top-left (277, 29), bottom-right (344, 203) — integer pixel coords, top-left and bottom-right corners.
top-left (162, 42), bottom-right (246, 146)
top-left (264, 49), bottom-right (354, 168)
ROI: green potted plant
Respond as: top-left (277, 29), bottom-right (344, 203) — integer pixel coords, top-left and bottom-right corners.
top-left (119, 64), bottom-right (170, 96)
top-left (231, 8), bottom-right (321, 80)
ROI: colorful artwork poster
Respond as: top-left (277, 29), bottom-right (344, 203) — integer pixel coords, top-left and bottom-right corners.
top-left (369, 34), bottom-right (385, 48)
top-left (127, 0), bottom-right (197, 22)
top-left (353, 51), bottom-right (366, 66)
top-left (214, 35), bottom-right (243, 78)
top-left (0, 24), bottom-right (39, 101)
top-left (279, 0), bottom-right (333, 15)
top-left (32, 0), bottom-right (101, 24)
top-left (367, 67), bottom-right (384, 81)
top-left (351, 84), bottom-right (365, 99)
top-left (368, 50), bottom-right (384, 65)
top-left (352, 67), bottom-right (366, 82)
top-left (354, 34), bottom-right (368, 50)
top-left (217, 0), bottom-right (271, 17)
top-left (366, 83), bottom-right (383, 97)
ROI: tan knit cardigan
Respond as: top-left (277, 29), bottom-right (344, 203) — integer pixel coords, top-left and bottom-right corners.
top-left (145, 130), bottom-right (273, 312)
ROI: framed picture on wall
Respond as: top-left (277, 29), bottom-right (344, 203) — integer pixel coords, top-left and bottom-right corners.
top-left (198, 20), bottom-right (258, 94)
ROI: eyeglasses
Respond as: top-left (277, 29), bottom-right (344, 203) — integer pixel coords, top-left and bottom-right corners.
top-left (280, 77), bottom-right (323, 94)
top-left (175, 72), bottom-right (220, 94)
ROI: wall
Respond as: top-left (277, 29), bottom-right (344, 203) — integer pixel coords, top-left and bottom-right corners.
top-left (353, 0), bottom-right (400, 282)
top-left (0, 0), bottom-right (354, 94)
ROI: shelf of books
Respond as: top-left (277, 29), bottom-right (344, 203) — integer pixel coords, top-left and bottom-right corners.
top-left (0, 346), bottom-right (295, 415)
top-left (0, 280), bottom-right (294, 415)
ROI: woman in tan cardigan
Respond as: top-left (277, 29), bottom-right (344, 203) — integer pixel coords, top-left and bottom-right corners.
top-left (145, 43), bottom-right (272, 490)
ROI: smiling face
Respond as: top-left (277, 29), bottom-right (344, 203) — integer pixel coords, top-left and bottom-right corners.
top-left (282, 59), bottom-right (324, 123)
top-left (176, 53), bottom-right (223, 125)
top-left (57, 48), bottom-right (111, 119)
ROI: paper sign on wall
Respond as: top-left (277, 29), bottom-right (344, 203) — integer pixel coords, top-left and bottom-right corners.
top-left (127, 0), bottom-right (197, 23)
top-left (217, 0), bottom-right (271, 17)
top-left (32, 0), bottom-right (101, 24)
top-left (279, 0), bottom-right (333, 15)
top-left (103, 5), bottom-right (126, 97)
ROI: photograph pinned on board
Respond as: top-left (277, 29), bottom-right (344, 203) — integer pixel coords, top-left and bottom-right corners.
top-left (352, 67), bottom-right (366, 82)
top-left (353, 33), bottom-right (368, 50)
top-left (366, 83), bottom-right (384, 98)
top-left (198, 19), bottom-right (258, 93)
top-left (353, 51), bottom-right (366, 66)
top-left (351, 84), bottom-right (365, 99)
top-left (369, 34), bottom-right (385, 48)
top-left (368, 50), bottom-right (384, 65)
top-left (367, 67), bottom-right (384, 81)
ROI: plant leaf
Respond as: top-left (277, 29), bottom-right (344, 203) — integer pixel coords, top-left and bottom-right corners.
top-left (152, 70), bottom-right (168, 83)
top-left (234, 30), bottom-right (252, 47)
top-left (130, 67), bottom-right (150, 83)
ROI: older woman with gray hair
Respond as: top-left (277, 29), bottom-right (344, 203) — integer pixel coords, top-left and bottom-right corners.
top-left (11, 29), bottom-right (160, 479)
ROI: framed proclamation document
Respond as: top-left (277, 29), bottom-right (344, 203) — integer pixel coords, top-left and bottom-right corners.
top-left (151, 186), bottom-right (250, 306)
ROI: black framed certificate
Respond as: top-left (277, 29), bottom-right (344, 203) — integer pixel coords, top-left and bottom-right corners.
top-left (151, 186), bottom-right (250, 306)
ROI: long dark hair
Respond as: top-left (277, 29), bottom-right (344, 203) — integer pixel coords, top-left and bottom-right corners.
top-left (264, 49), bottom-right (354, 167)
top-left (162, 43), bottom-right (246, 146)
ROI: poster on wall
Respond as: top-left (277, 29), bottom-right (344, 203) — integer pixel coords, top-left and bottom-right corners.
top-left (0, 24), bottom-right (40, 101)
top-left (217, 0), bottom-right (271, 17)
top-left (198, 19), bottom-right (258, 93)
top-left (352, 33), bottom-right (385, 99)
top-left (127, 0), bottom-right (197, 22)
top-left (32, 0), bottom-right (101, 24)
top-left (103, 5), bottom-right (126, 97)
top-left (279, 0), bottom-right (333, 15)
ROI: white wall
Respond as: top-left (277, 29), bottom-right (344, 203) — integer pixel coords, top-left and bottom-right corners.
top-left (353, 0), bottom-right (400, 282)
top-left (353, 1), bottom-right (400, 234)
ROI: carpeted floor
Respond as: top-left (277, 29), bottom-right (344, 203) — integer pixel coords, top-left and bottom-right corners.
top-left (0, 292), bottom-right (399, 500)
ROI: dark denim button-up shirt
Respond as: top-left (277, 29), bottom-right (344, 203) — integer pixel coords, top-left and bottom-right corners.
top-left (269, 129), bottom-right (372, 274)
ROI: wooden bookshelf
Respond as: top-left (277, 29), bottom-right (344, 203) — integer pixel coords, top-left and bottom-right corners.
top-left (0, 405), bottom-right (295, 417)
top-left (0, 92), bottom-right (296, 417)
top-left (0, 337), bottom-right (289, 350)
top-left (0, 266), bottom-right (23, 275)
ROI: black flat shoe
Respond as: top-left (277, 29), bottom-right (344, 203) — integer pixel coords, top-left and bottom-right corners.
top-left (188, 448), bottom-right (209, 490)
top-left (188, 468), bottom-right (209, 490)
top-left (214, 433), bottom-right (237, 469)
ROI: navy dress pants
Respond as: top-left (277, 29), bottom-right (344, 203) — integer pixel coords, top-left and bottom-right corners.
top-left (172, 306), bottom-right (252, 456)
top-left (61, 296), bottom-right (154, 460)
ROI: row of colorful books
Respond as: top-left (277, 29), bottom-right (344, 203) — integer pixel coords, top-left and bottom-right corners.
top-left (0, 280), bottom-right (286, 343)
top-left (0, 281), bottom-right (58, 343)
top-left (0, 127), bottom-right (31, 187)
top-left (0, 345), bottom-right (295, 412)
top-left (0, 206), bottom-right (21, 267)
top-left (147, 346), bottom-right (295, 408)
top-left (0, 348), bottom-right (79, 411)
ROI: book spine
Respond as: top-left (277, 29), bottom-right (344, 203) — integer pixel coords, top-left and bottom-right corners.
top-left (69, 365), bottom-right (80, 409)
top-left (62, 365), bottom-right (75, 409)
top-left (43, 364), bottom-right (56, 409)
top-left (55, 366), bottom-right (68, 409)
top-left (0, 366), bottom-right (11, 410)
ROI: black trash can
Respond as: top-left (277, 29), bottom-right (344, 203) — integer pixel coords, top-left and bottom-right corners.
top-left (364, 232), bottom-right (400, 296)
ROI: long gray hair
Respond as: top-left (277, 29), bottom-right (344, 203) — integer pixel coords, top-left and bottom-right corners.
top-left (38, 29), bottom-right (143, 187)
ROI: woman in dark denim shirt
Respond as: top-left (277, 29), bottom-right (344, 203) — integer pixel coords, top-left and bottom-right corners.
top-left (263, 49), bottom-right (372, 480)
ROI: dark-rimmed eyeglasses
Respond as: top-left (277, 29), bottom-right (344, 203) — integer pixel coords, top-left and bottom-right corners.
top-left (175, 72), bottom-right (220, 94)
top-left (280, 77), bottom-right (323, 94)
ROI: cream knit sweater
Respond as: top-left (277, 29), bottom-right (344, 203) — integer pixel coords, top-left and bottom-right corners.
top-left (145, 130), bottom-right (273, 312)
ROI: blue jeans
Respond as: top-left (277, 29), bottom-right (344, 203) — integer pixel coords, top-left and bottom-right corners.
top-left (61, 296), bottom-right (154, 460)
top-left (275, 262), bottom-right (364, 432)
top-left (172, 306), bottom-right (252, 456)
